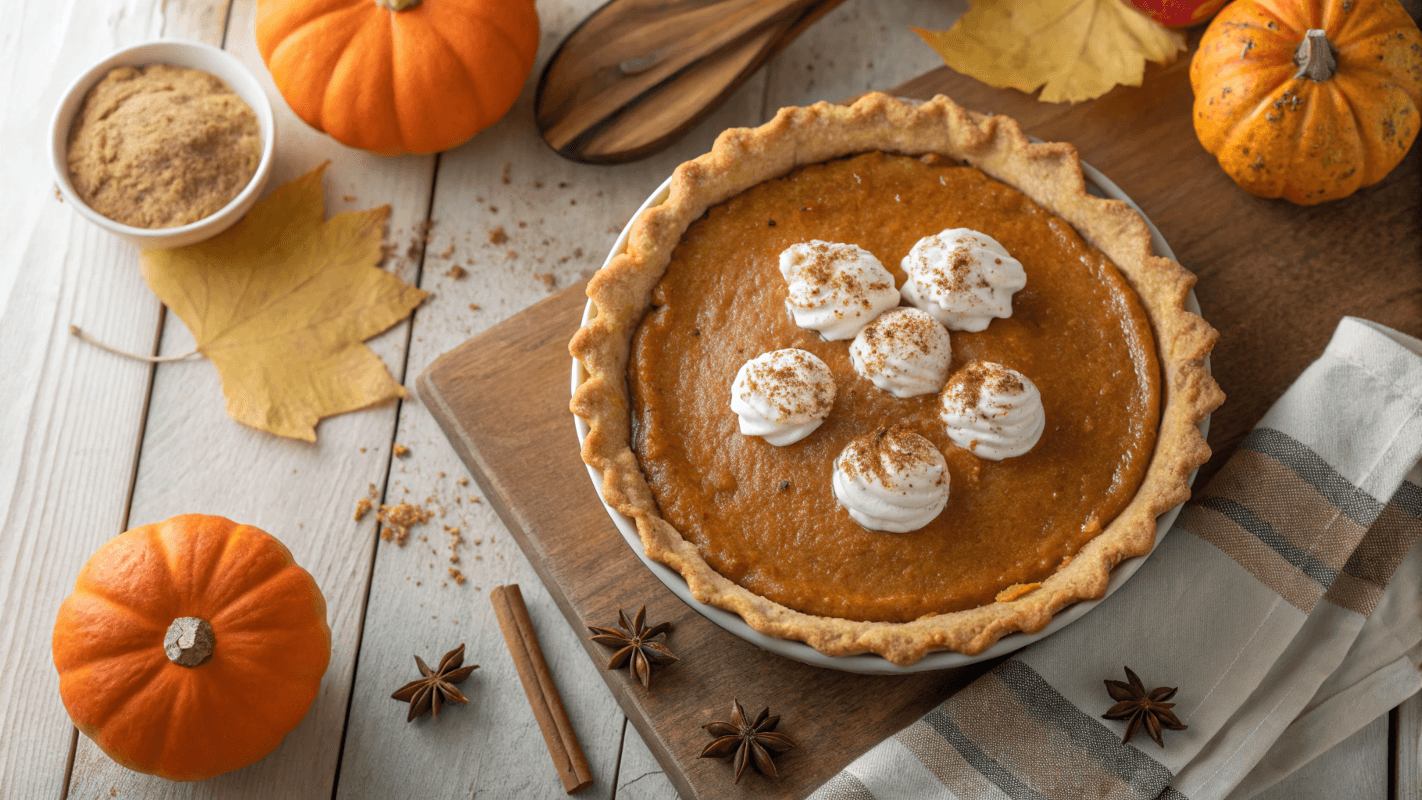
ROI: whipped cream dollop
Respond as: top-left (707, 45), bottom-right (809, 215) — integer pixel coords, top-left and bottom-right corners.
top-left (900, 228), bottom-right (1026, 332)
top-left (849, 307), bottom-right (953, 398)
top-left (832, 425), bottom-right (950, 533)
top-left (939, 361), bottom-right (1046, 460)
top-left (730, 349), bottom-right (837, 446)
top-left (779, 240), bottom-right (900, 340)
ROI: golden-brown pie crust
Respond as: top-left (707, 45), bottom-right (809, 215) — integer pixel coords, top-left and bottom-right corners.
top-left (570, 93), bottom-right (1223, 666)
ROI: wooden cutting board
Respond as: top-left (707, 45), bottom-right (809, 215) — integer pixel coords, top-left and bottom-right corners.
top-left (419, 46), bottom-right (1420, 800)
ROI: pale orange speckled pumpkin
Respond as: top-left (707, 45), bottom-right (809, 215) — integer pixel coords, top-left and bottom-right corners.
top-left (256, 0), bottom-right (539, 155)
top-left (52, 515), bottom-right (330, 781)
top-left (1190, 0), bottom-right (1422, 204)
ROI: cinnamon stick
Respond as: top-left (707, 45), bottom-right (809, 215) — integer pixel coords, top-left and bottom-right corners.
top-left (490, 584), bottom-right (594, 794)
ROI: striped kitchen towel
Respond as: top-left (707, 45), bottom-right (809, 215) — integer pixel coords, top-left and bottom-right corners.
top-left (812, 317), bottom-right (1422, 800)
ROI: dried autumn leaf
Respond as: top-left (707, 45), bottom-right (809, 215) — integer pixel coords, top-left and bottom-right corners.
top-left (914, 0), bottom-right (1185, 103)
top-left (140, 164), bottom-right (427, 441)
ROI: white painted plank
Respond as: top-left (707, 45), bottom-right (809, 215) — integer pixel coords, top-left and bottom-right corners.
top-left (0, 1), bottom-right (229, 795)
top-left (1402, 692), bottom-right (1421, 800)
top-left (758, 0), bottom-right (967, 113)
top-left (617, 720), bottom-right (678, 800)
top-left (1249, 712), bottom-right (1388, 800)
top-left (61, 0), bottom-right (436, 796)
top-left (330, 0), bottom-right (774, 796)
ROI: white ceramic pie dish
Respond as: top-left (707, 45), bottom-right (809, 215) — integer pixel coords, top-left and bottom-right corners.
top-left (572, 151), bottom-right (1209, 675)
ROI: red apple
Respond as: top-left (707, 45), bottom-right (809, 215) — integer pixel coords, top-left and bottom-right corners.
top-left (1127, 0), bottom-right (1231, 27)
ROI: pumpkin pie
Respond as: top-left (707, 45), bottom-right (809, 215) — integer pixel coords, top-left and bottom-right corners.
top-left (571, 93), bottom-right (1222, 666)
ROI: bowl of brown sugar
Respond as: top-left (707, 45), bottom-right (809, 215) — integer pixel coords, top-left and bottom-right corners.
top-left (50, 40), bottom-right (276, 249)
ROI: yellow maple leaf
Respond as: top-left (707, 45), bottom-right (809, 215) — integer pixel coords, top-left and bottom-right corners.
top-left (915, 0), bottom-right (1185, 104)
top-left (141, 164), bottom-right (427, 442)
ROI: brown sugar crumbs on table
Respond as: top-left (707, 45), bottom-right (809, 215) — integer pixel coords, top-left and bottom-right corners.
top-left (627, 152), bottom-right (1161, 623)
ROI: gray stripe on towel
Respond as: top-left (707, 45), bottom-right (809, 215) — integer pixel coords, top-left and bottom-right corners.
top-left (993, 661), bottom-right (1176, 798)
top-left (1241, 428), bottom-right (1384, 526)
top-left (1196, 495), bottom-right (1342, 587)
top-left (924, 707), bottom-right (1045, 800)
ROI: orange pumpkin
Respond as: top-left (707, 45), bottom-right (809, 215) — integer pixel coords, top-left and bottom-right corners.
top-left (1190, 0), bottom-right (1422, 205)
top-left (256, 0), bottom-right (540, 155)
top-left (52, 515), bottom-right (330, 781)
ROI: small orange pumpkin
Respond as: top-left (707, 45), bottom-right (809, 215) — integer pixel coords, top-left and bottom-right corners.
top-left (256, 0), bottom-right (540, 155)
top-left (53, 515), bottom-right (330, 781)
top-left (1190, 0), bottom-right (1422, 204)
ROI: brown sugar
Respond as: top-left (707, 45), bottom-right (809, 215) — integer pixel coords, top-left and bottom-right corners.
top-left (377, 501), bottom-right (432, 546)
top-left (66, 64), bottom-right (261, 229)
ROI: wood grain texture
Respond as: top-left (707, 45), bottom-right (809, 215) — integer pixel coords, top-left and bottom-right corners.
top-left (0, 1), bottom-right (229, 795)
top-left (1403, 693), bottom-right (1422, 800)
top-left (1252, 713), bottom-right (1389, 800)
top-left (617, 722), bottom-right (677, 799)
top-left (420, 285), bottom-right (988, 799)
top-left (61, 0), bottom-right (438, 796)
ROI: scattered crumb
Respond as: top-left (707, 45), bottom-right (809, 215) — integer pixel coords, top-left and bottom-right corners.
top-left (558, 181), bottom-right (568, 188)
top-left (488, 226), bottom-right (508, 245)
top-left (343, 194), bottom-right (356, 202)
top-left (377, 502), bottom-right (433, 546)
top-left (570, 199), bottom-right (577, 205)
top-left (506, 249), bottom-right (519, 260)
top-left (458, 477), bottom-right (469, 486)
top-left (468, 303), bottom-right (481, 311)
top-left (440, 243), bottom-right (456, 259)
top-left (445, 265), bottom-right (468, 280)
top-left (449, 568), bottom-right (466, 585)
top-left (501, 162), bottom-right (512, 184)
top-left (534, 180), bottom-right (543, 188)
top-left (368, 483), bottom-right (379, 498)
top-left (517, 220), bottom-right (527, 228)
top-left (55, 187), bottom-right (63, 202)
top-left (394, 444), bottom-right (410, 458)
top-left (353, 498), bottom-right (372, 521)
top-left (489, 205), bottom-right (499, 213)
top-left (535, 272), bottom-right (557, 291)
top-left (359, 447), bottom-right (367, 453)
top-left (470, 496), bottom-right (481, 504)
top-left (438, 471), bottom-right (446, 478)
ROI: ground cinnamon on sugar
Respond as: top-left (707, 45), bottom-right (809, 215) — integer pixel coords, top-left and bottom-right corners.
top-left (66, 64), bottom-right (260, 229)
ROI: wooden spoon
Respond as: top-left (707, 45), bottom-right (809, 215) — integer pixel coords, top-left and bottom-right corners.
top-left (536, 0), bottom-right (848, 164)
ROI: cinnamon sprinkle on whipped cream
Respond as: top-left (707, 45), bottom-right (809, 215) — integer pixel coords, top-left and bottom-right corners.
top-left (833, 425), bottom-right (950, 532)
top-left (730, 349), bottom-right (836, 446)
top-left (939, 361), bottom-right (1046, 460)
top-left (850, 307), bottom-right (953, 398)
top-left (779, 240), bottom-right (899, 340)
top-left (901, 228), bottom-right (1026, 332)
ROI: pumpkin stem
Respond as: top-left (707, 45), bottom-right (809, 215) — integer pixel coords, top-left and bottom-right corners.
top-left (1294, 29), bottom-right (1336, 82)
top-left (374, 0), bottom-right (422, 10)
top-left (164, 617), bottom-right (215, 667)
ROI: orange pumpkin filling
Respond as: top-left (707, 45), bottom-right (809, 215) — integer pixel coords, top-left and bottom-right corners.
top-left (627, 152), bottom-right (1161, 622)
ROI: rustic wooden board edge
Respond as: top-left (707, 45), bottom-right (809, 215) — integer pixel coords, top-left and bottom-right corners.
top-left (417, 285), bottom-right (702, 800)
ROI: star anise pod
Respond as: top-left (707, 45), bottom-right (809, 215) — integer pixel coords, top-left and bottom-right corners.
top-left (699, 698), bottom-right (795, 784)
top-left (587, 605), bottom-right (677, 689)
top-left (1102, 666), bottom-right (1187, 747)
top-left (391, 643), bottom-right (478, 722)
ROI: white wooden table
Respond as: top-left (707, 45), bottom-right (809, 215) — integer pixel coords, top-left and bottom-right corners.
top-left (0, 1), bottom-right (1413, 797)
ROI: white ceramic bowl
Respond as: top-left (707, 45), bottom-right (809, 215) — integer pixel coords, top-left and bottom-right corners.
top-left (50, 40), bottom-right (276, 249)
top-left (573, 155), bottom-right (1209, 674)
